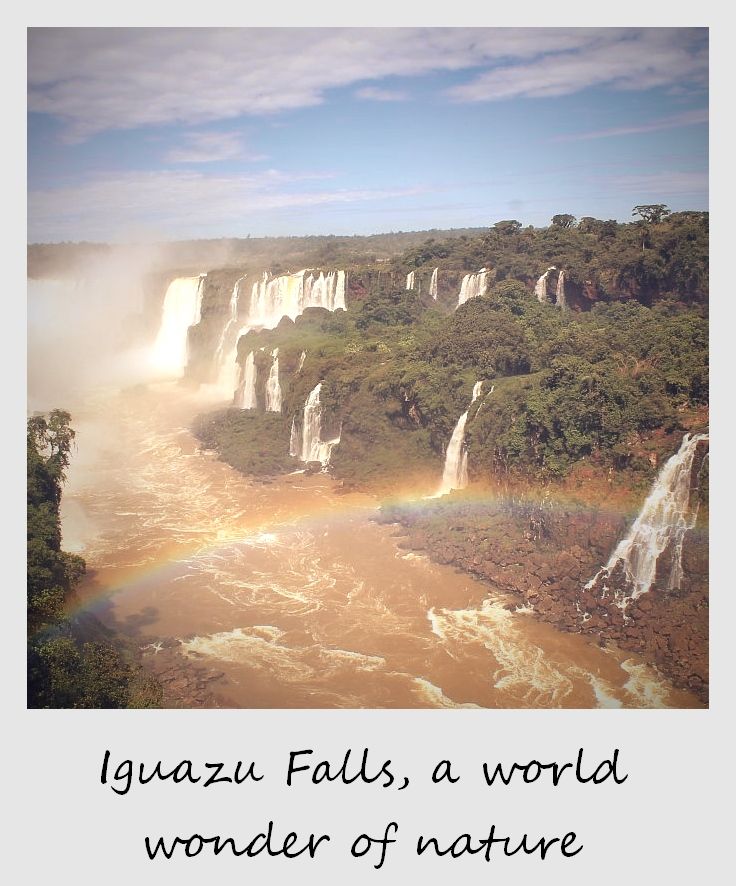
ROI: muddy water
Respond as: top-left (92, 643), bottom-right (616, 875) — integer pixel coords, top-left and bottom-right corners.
top-left (62, 383), bottom-right (702, 709)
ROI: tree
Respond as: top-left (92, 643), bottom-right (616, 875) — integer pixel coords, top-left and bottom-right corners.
top-left (551, 214), bottom-right (576, 228)
top-left (578, 217), bottom-right (601, 235)
top-left (598, 220), bottom-right (619, 241)
top-left (632, 204), bottom-right (670, 224)
top-left (27, 409), bottom-right (75, 488)
top-left (492, 220), bottom-right (522, 236)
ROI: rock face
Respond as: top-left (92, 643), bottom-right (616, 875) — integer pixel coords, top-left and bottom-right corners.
top-left (141, 638), bottom-right (228, 708)
top-left (186, 269), bottom-right (244, 382)
top-left (378, 492), bottom-right (708, 703)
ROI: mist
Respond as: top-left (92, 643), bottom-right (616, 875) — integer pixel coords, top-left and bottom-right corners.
top-left (28, 244), bottom-right (174, 414)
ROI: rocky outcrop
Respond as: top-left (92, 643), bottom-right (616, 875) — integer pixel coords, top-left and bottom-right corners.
top-left (378, 495), bottom-right (708, 702)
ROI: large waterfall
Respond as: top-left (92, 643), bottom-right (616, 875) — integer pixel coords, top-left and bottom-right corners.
top-left (587, 433), bottom-right (708, 602)
top-left (534, 267), bottom-right (557, 304)
top-left (290, 382), bottom-right (340, 466)
top-left (458, 269), bottom-right (490, 307)
top-left (235, 351), bottom-right (257, 409)
top-left (221, 269), bottom-right (345, 402)
top-left (429, 267), bottom-right (438, 300)
top-left (151, 274), bottom-right (206, 375)
top-left (248, 268), bottom-right (346, 328)
top-left (435, 381), bottom-right (484, 496)
top-left (265, 349), bottom-right (282, 412)
top-left (555, 270), bottom-right (567, 309)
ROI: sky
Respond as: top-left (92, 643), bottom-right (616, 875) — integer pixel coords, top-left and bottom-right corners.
top-left (27, 27), bottom-right (708, 243)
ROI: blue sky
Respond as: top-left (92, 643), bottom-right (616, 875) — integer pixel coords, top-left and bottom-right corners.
top-left (27, 27), bottom-right (708, 243)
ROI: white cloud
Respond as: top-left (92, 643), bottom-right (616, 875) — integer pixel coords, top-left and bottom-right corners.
top-left (554, 108), bottom-right (709, 142)
top-left (164, 131), bottom-right (268, 164)
top-left (28, 27), bottom-right (706, 140)
top-left (28, 168), bottom-right (428, 241)
top-left (445, 29), bottom-right (707, 102)
top-left (355, 86), bottom-right (409, 102)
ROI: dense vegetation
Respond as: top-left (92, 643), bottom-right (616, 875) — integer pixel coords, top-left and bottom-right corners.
top-left (27, 411), bottom-right (162, 708)
top-left (194, 211), bottom-right (707, 493)
top-left (185, 209), bottom-right (708, 495)
top-left (395, 209), bottom-right (708, 306)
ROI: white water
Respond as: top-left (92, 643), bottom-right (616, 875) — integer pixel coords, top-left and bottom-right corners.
top-left (296, 350), bottom-right (306, 374)
top-left (265, 349), bottom-right (282, 413)
top-left (151, 275), bottom-right (205, 376)
top-left (214, 276), bottom-right (246, 396)
top-left (406, 271), bottom-right (416, 290)
top-left (458, 269), bottom-right (490, 307)
top-left (289, 416), bottom-right (300, 457)
top-left (58, 383), bottom-right (701, 709)
top-left (221, 269), bottom-right (345, 402)
top-left (587, 433), bottom-right (708, 601)
top-left (555, 269), bottom-right (567, 308)
top-left (429, 267), bottom-right (438, 300)
top-left (236, 351), bottom-right (257, 410)
top-left (248, 268), bottom-right (346, 329)
top-left (291, 382), bottom-right (340, 466)
top-left (435, 381), bottom-right (484, 496)
top-left (534, 267), bottom-right (556, 304)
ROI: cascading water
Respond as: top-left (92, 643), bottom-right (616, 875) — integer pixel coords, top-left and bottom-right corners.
top-left (289, 416), bottom-right (300, 457)
top-left (406, 271), bottom-right (416, 290)
top-left (248, 268), bottom-right (346, 329)
top-left (265, 349), bottom-right (282, 413)
top-left (429, 267), bottom-right (438, 300)
top-left (555, 270), bottom-right (567, 309)
top-left (304, 269), bottom-right (347, 312)
top-left (458, 269), bottom-right (490, 307)
top-left (296, 351), bottom-right (306, 374)
top-left (434, 381), bottom-right (484, 496)
top-left (586, 433), bottom-right (709, 603)
top-left (151, 274), bottom-right (206, 375)
top-left (214, 276), bottom-right (246, 397)
top-left (534, 267), bottom-right (556, 303)
top-left (291, 382), bottom-right (340, 466)
top-left (224, 270), bottom-right (346, 402)
top-left (235, 351), bottom-right (257, 409)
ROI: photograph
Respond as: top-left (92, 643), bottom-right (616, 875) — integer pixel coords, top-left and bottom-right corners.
top-left (27, 26), bottom-right (709, 710)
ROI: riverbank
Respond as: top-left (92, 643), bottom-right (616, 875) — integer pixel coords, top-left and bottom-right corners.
top-left (59, 384), bottom-right (704, 708)
top-left (377, 488), bottom-right (708, 703)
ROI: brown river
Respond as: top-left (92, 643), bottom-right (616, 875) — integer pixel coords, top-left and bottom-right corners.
top-left (61, 383), bottom-right (701, 709)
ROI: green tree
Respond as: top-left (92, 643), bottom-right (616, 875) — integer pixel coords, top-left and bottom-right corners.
top-left (492, 219), bottom-right (522, 235)
top-left (551, 214), bottom-right (577, 228)
top-left (632, 204), bottom-right (671, 224)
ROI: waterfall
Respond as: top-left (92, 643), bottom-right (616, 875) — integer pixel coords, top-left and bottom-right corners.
top-left (303, 269), bottom-right (346, 313)
top-left (224, 269), bottom-right (345, 401)
top-left (435, 381), bottom-right (484, 496)
top-left (406, 271), bottom-right (416, 290)
top-left (214, 276), bottom-right (243, 363)
top-left (458, 269), bottom-right (490, 307)
top-left (235, 351), bottom-right (257, 409)
top-left (586, 433), bottom-right (709, 603)
top-left (534, 267), bottom-right (557, 303)
top-left (247, 268), bottom-right (346, 330)
top-left (429, 267), bottom-right (438, 300)
top-left (291, 382), bottom-right (340, 466)
top-left (151, 274), bottom-right (206, 375)
top-left (265, 349), bottom-right (282, 412)
top-left (296, 350), bottom-right (306, 374)
top-left (214, 276), bottom-right (246, 397)
top-left (289, 416), bottom-right (300, 457)
top-left (555, 270), bottom-right (567, 309)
